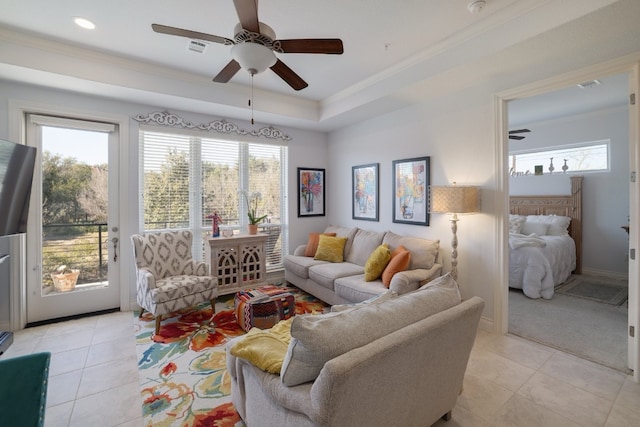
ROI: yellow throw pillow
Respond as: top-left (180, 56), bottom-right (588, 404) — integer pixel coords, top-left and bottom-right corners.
top-left (382, 245), bottom-right (411, 287)
top-left (314, 235), bottom-right (348, 263)
top-left (230, 318), bottom-right (293, 374)
top-left (304, 232), bottom-right (337, 257)
top-left (364, 243), bottom-right (392, 281)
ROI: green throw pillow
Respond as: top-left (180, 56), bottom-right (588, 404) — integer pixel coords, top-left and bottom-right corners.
top-left (314, 235), bottom-right (348, 263)
top-left (364, 243), bottom-right (391, 281)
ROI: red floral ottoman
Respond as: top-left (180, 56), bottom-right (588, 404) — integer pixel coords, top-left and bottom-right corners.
top-left (234, 285), bottom-right (295, 332)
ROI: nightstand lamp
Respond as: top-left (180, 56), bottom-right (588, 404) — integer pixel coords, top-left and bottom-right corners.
top-left (429, 184), bottom-right (480, 281)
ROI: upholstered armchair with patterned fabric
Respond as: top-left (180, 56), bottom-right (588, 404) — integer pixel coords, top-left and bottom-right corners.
top-left (131, 230), bottom-right (218, 335)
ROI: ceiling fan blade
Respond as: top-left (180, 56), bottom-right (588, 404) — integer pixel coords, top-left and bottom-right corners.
top-left (152, 24), bottom-right (233, 45)
top-left (233, 0), bottom-right (260, 33)
top-left (509, 128), bottom-right (531, 134)
top-left (270, 59), bottom-right (308, 91)
top-left (276, 39), bottom-right (344, 54)
top-left (213, 60), bottom-right (242, 83)
top-left (509, 135), bottom-right (526, 140)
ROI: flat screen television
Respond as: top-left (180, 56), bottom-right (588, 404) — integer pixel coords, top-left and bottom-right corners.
top-left (0, 139), bottom-right (37, 237)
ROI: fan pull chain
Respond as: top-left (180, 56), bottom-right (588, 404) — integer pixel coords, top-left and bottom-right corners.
top-left (249, 73), bottom-right (255, 125)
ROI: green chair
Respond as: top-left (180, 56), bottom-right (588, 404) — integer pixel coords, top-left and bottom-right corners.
top-left (0, 352), bottom-right (51, 427)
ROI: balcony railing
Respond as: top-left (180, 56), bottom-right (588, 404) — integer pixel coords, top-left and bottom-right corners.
top-left (41, 220), bottom-right (283, 292)
top-left (42, 222), bottom-right (109, 287)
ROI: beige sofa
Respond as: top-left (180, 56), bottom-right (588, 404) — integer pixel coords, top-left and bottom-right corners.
top-left (226, 275), bottom-right (484, 427)
top-left (284, 225), bottom-right (442, 305)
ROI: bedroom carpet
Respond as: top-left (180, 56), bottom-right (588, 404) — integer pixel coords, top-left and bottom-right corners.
top-left (509, 276), bottom-right (629, 373)
top-left (555, 274), bottom-right (628, 306)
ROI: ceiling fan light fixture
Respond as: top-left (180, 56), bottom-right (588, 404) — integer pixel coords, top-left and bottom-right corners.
top-left (232, 42), bottom-right (277, 75)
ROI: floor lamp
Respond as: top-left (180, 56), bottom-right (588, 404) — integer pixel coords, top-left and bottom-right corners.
top-left (429, 184), bottom-right (480, 281)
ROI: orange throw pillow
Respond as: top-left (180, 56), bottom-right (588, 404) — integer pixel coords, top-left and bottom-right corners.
top-left (382, 245), bottom-right (411, 287)
top-left (304, 232), bottom-right (337, 257)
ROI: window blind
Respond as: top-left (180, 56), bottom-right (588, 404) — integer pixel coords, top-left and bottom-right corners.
top-left (139, 128), bottom-right (287, 269)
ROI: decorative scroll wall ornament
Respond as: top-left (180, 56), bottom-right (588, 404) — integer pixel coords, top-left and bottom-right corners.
top-left (133, 111), bottom-right (292, 141)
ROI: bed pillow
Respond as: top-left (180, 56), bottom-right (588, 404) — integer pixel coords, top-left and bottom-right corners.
top-left (314, 235), bottom-right (348, 263)
top-left (521, 221), bottom-right (549, 236)
top-left (527, 215), bottom-right (571, 236)
top-left (509, 215), bottom-right (526, 234)
top-left (304, 232), bottom-right (337, 257)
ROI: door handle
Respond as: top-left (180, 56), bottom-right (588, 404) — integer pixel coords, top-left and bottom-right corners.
top-left (112, 237), bottom-right (119, 262)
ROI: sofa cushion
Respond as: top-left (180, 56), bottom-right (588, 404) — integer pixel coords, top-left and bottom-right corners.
top-left (382, 231), bottom-right (439, 270)
top-left (382, 245), bottom-right (411, 287)
top-left (364, 244), bottom-right (391, 281)
top-left (314, 235), bottom-right (348, 263)
top-left (283, 255), bottom-right (328, 279)
top-left (308, 262), bottom-right (364, 291)
top-left (280, 273), bottom-right (461, 386)
top-left (334, 274), bottom-right (389, 303)
top-left (330, 289), bottom-right (397, 312)
top-left (345, 229), bottom-right (386, 266)
top-left (304, 232), bottom-right (337, 257)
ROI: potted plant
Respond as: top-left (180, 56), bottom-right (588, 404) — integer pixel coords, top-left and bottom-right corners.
top-left (241, 190), bottom-right (268, 234)
top-left (51, 265), bottom-right (80, 292)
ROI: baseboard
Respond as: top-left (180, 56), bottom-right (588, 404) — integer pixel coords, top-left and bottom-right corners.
top-left (580, 268), bottom-right (628, 281)
top-left (267, 270), bottom-right (285, 285)
top-left (479, 316), bottom-right (494, 332)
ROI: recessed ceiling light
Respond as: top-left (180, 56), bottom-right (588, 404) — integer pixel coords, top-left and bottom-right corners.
top-left (467, 0), bottom-right (486, 14)
top-left (74, 17), bottom-right (95, 30)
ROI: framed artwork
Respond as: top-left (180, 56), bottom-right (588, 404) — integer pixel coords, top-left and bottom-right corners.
top-left (297, 167), bottom-right (325, 217)
top-left (392, 156), bottom-right (430, 225)
top-left (352, 163), bottom-right (379, 221)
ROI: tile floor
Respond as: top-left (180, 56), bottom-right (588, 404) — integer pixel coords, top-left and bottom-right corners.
top-left (1, 311), bottom-right (639, 426)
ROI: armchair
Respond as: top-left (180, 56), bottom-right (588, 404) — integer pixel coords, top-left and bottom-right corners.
top-left (131, 230), bottom-right (218, 335)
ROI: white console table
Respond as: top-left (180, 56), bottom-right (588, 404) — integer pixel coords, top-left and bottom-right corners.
top-left (204, 233), bottom-right (268, 295)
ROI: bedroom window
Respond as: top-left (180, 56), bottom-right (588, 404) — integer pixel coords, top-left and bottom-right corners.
top-left (139, 128), bottom-right (288, 270)
top-left (509, 140), bottom-right (609, 175)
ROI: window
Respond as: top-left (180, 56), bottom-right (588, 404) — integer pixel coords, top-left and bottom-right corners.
top-left (509, 140), bottom-right (609, 176)
top-left (139, 128), bottom-right (288, 270)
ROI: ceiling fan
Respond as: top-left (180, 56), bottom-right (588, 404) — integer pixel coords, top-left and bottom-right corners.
top-left (151, 0), bottom-right (344, 91)
top-left (509, 129), bottom-right (531, 140)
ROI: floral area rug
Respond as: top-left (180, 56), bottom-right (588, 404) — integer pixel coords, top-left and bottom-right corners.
top-left (134, 283), bottom-right (327, 427)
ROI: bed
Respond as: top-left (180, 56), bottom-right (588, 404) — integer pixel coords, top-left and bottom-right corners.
top-left (509, 176), bottom-right (583, 299)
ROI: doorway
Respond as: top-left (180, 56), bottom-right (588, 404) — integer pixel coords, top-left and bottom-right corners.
top-left (25, 115), bottom-right (121, 324)
top-left (497, 63), bottom-right (640, 381)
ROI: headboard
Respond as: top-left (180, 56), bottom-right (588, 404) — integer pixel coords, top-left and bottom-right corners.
top-left (509, 175), bottom-right (583, 274)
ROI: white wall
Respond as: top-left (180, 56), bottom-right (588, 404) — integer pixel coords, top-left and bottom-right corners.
top-left (0, 80), bottom-right (328, 327)
top-left (327, 94), bottom-right (497, 318)
top-left (509, 106), bottom-right (630, 275)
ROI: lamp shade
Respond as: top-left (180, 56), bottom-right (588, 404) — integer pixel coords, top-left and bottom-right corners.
top-left (231, 42), bottom-right (277, 75)
top-left (429, 185), bottom-right (480, 214)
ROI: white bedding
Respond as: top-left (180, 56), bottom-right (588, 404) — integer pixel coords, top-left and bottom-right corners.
top-left (509, 233), bottom-right (576, 299)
